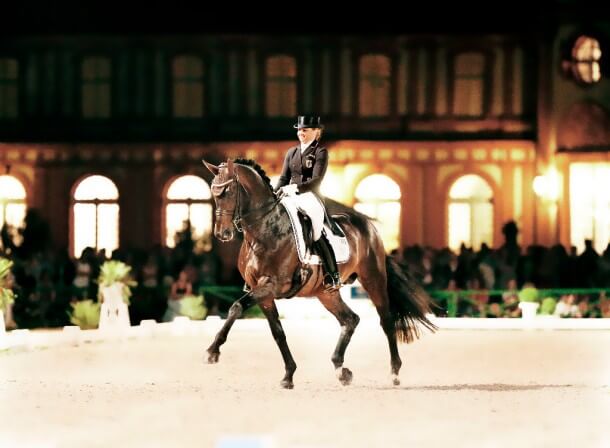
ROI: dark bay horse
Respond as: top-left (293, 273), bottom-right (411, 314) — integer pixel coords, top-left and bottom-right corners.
top-left (203, 158), bottom-right (437, 389)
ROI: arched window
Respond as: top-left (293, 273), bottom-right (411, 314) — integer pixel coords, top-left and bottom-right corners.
top-left (0, 175), bottom-right (26, 248)
top-left (448, 175), bottom-right (493, 251)
top-left (81, 57), bottom-right (111, 118)
top-left (359, 54), bottom-right (391, 117)
top-left (173, 56), bottom-right (204, 117)
top-left (354, 174), bottom-right (401, 251)
top-left (569, 163), bottom-right (610, 254)
top-left (72, 175), bottom-right (119, 258)
top-left (453, 52), bottom-right (485, 116)
top-left (265, 55), bottom-right (297, 117)
top-left (164, 175), bottom-right (213, 248)
top-left (571, 36), bottom-right (602, 84)
top-left (320, 170), bottom-right (343, 201)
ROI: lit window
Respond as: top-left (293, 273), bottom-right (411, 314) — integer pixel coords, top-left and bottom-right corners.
top-left (453, 52), bottom-right (485, 116)
top-left (569, 163), bottom-right (610, 253)
top-left (571, 36), bottom-right (602, 84)
top-left (0, 175), bottom-right (26, 248)
top-left (359, 54), bottom-right (391, 117)
top-left (448, 175), bottom-right (493, 251)
top-left (173, 56), bottom-right (204, 117)
top-left (0, 59), bottom-right (18, 118)
top-left (320, 170), bottom-right (343, 201)
top-left (72, 175), bottom-right (119, 258)
top-left (164, 175), bottom-right (213, 248)
top-left (354, 174), bottom-right (401, 251)
top-left (81, 57), bottom-right (111, 118)
top-left (265, 55), bottom-right (297, 117)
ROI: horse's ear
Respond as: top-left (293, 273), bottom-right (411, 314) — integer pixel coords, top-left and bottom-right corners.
top-left (202, 159), bottom-right (219, 175)
top-left (227, 159), bottom-right (234, 176)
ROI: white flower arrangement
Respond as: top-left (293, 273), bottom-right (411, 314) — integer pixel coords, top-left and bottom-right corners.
top-left (97, 260), bottom-right (137, 305)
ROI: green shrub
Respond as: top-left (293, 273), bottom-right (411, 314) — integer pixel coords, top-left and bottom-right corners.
top-left (0, 258), bottom-right (14, 309)
top-left (179, 295), bottom-right (207, 320)
top-left (540, 297), bottom-right (557, 315)
top-left (69, 299), bottom-right (101, 329)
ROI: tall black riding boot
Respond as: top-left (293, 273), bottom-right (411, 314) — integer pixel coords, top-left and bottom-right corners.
top-left (314, 232), bottom-right (341, 291)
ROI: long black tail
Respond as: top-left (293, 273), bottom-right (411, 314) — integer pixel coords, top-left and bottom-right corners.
top-left (386, 255), bottom-right (438, 343)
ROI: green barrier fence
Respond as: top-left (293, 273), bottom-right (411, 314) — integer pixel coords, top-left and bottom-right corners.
top-left (200, 286), bottom-right (610, 318)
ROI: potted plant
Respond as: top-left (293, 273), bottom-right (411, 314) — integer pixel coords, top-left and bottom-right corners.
top-left (517, 283), bottom-right (540, 319)
top-left (97, 260), bottom-right (136, 330)
top-left (0, 258), bottom-right (15, 330)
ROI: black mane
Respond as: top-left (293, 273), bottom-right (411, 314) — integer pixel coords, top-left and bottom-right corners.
top-left (234, 158), bottom-right (274, 192)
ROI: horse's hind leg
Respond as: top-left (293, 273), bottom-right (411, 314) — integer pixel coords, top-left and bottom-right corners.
top-left (317, 290), bottom-right (360, 386)
top-left (206, 292), bottom-right (255, 363)
top-left (358, 268), bottom-right (402, 386)
top-left (259, 297), bottom-right (297, 389)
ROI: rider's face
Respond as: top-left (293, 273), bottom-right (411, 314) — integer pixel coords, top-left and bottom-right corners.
top-left (297, 127), bottom-right (318, 145)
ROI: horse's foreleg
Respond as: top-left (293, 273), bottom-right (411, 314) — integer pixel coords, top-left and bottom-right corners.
top-left (318, 290), bottom-right (360, 386)
top-left (258, 297), bottom-right (297, 389)
top-left (206, 292), bottom-right (255, 364)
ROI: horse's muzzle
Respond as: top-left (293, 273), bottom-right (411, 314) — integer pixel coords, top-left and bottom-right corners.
top-left (216, 228), bottom-right (234, 242)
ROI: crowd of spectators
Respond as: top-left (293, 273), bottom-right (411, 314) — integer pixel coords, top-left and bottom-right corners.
top-left (2, 212), bottom-right (610, 329)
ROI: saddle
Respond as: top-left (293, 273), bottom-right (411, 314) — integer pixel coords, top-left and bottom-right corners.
top-left (281, 197), bottom-right (350, 265)
top-left (297, 208), bottom-right (345, 249)
top-left (324, 208), bottom-right (344, 237)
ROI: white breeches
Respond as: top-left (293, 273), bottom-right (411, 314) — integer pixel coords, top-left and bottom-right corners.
top-left (282, 192), bottom-right (324, 241)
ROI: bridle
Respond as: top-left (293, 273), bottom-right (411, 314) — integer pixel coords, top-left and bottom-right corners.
top-left (211, 168), bottom-right (280, 233)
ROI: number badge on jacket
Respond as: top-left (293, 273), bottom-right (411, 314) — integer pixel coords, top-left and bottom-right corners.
top-left (305, 155), bottom-right (315, 169)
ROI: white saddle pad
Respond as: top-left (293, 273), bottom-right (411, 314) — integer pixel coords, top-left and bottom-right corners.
top-left (280, 198), bottom-right (350, 265)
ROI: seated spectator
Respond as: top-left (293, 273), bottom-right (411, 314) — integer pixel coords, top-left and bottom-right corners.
top-left (73, 248), bottom-right (93, 290)
top-left (577, 295), bottom-right (595, 318)
top-left (554, 294), bottom-right (581, 318)
top-left (467, 277), bottom-right (489, 317)
top-left (599, 292), bottom-right (610, 318)
top-left (501, 278), bottom-right (521, 318)
top-left (163, 270), bottom-right (192, 322)
top-left (141, 254), bottom-right (159, 288)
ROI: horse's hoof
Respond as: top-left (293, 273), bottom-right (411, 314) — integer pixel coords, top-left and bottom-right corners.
top-left (280, 379), bottom-right (294, 389)
top-left (392, 374), bottom-right (400, 386)
top-left (337, 367), bottom-right (353, 386)
top-left (207, 351), bottom-right (220, 364)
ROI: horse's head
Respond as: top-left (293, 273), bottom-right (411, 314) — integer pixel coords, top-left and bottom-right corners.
top-left (204, 158), bottom-right (277, 242)
top-left (203, 159), bottom-right (239, 242)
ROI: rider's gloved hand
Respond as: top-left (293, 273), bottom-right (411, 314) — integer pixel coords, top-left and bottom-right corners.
top-left (278, 184), bottom-right (298, 197)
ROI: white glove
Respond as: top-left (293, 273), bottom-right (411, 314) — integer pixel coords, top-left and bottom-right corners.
top-left (280, 184), bottom-right (298, 197)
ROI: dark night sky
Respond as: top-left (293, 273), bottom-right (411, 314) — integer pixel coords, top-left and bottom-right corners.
top-left (4, 1), bottom-right (606, 36)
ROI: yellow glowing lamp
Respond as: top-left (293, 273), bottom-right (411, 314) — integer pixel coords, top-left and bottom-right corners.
top-left (533, 168), bottom-right (560, 202)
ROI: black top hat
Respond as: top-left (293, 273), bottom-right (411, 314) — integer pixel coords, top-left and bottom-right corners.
top-left (293, 115), bottom-right (324, 129)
